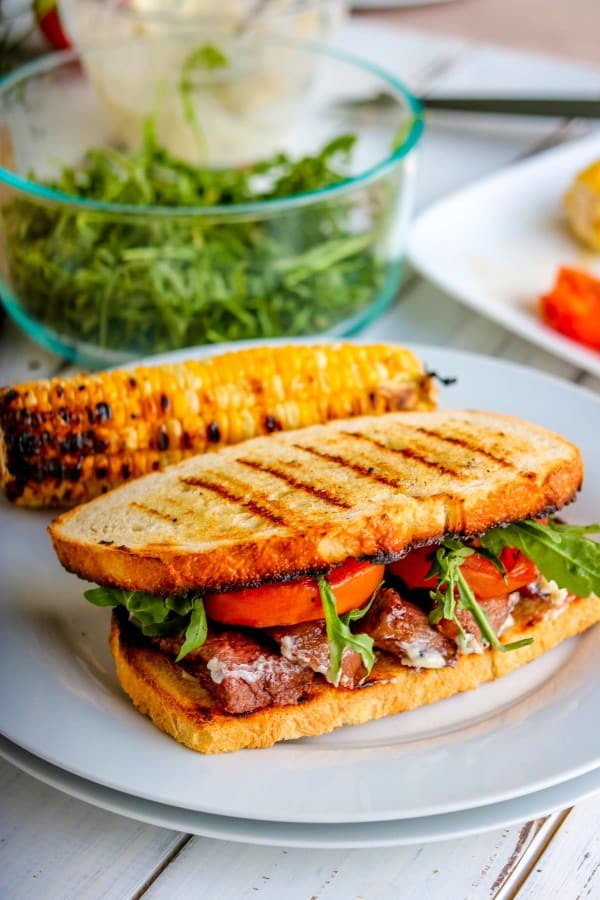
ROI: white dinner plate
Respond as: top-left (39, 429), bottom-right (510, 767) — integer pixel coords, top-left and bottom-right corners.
top-left (0, 341), bottom-right (599, 824)
top-left (408, 133), bottom-right (600, 377)
top-left (2, 734), bottom-right (600, 848)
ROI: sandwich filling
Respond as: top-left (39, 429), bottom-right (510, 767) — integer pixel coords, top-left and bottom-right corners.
top-left (87, 516), bottom-right (600, 716)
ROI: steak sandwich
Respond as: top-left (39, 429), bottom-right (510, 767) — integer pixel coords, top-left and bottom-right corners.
top-left (49, 409), bottom-right (600, 753)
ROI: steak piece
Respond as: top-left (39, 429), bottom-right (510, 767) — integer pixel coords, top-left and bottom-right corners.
top-left (271, 620), bottom-right (366, 689)
top-left (437, 593), bottom-right (516, 650)
top-left (172, 630), bottom-right (314, 715)
top-left (362, 586), bottom-right (455, 668)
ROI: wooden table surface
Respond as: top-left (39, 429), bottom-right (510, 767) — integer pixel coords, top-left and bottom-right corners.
top-left (1, 10), bottom-right (600, 900)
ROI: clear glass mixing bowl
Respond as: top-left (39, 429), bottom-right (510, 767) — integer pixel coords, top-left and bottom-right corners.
top-left (0, 35), bottom-right (423, 366)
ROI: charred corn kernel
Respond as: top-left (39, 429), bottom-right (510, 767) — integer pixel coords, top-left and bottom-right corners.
top-left (0, 343), bottom-right (437, 508)
top-left (564, 159), bottom-right (600, 250)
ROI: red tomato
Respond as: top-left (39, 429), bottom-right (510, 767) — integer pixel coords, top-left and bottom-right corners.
top-left (388, 546), bottom-right (537, 600)
top-left (34, 0), bottom-right (71, 50)
top-left (204, 559), bottom-right (384, 628)
top-left (540, 267), bottom-right (600, 351)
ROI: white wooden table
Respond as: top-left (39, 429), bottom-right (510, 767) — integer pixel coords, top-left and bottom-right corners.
top-left (1, 18), bottom-right (600, 900)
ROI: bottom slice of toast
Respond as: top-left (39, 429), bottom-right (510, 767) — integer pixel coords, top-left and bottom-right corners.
top-left (109, 594), bottom-right (600, 754)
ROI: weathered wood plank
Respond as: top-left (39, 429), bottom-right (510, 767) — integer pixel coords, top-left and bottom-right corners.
top-left (513, 798), bottom-right (600, 899)
top-left (141, 819), bottom-right (551, 900)
top-left (0, 760), bottom-right (185, 900)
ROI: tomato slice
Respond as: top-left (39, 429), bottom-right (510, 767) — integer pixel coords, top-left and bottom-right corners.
top-left (204, 559), bottom-right (384, 628)
top-left (540, 267), bottom-right (600, 351)
top-left (388, 546), bottom-right (537, 600)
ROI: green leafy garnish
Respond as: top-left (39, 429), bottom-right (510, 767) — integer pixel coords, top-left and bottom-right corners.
top-left (426, 539), bottom-right (533, 653)
top-left (175, 600), bottom-right (208, 662)
top-left (317, 577), bottom-right (376, 686)
top-left (84, 587), bottom-right (207, 659)
top-left (480, 519), bottom-right (600, 599)
top-left (426, 519), bottom-right (600, 653)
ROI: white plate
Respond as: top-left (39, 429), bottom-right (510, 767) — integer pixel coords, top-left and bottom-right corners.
top-left (0, 342), bottom-right (599, 824)
top-left (2, 734), bottom-right (600, 848)
top-left (408, 133), bottom-right (600, 377)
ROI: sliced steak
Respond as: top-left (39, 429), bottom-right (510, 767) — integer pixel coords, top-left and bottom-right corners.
top-left (436, 593), bottom-right (516, 650)
top-left (271, 620), bottom-right (367, 689)
top-left (362, 586), bottom-right (455, 668)
top-left (151, 630), bottom-right (313, 714)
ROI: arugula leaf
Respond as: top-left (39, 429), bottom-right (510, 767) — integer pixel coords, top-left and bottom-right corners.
top-left (318, 577), bottom-right (375, 687)
top-left (83, 587), bottom-right (208, 658)
top-left (427, 538), bottom-right (473, 632)
top-left (84, 586), bottom-right (127, 607)
top-left (480, 519), bottom-right (600, 599)
top-left (176, 599), bottom-right (208, 662)
top-left (426, 540), bottom-right (533, 653)
top-left (341, 582), bottom-right (382, 624)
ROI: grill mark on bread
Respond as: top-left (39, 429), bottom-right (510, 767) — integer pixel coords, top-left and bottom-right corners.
top-left (343, 431), bottom-right (465, 478)
top-left (237, 458), bottom-right (352, 509)
top-left (130, 501), bottom-right (179, 524)
top-left (413, 427), bottom-right (519, 470)
top-left (181, 476), bottom-right (288, 526)
top-left (292, 443), bottom-right (407, 489)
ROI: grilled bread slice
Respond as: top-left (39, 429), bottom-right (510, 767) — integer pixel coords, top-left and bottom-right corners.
top-left (109, 593), bottom-right (600, 753)
top-left (50, 409), bottom-right (583, 594)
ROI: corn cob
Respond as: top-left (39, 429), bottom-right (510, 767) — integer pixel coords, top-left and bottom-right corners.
top-left (0, 343), bottom-right (437, 508)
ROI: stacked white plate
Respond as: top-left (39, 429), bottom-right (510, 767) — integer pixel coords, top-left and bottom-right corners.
top-left (408, 134), bottom-right (600, 379)
top-left (1, 342), bottom-right (599, 847)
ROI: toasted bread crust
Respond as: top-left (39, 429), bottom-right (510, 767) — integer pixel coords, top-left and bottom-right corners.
top-left (50, 410), bottom-right (583, 594)
top-left (109, 595), bottom-right (600, 753)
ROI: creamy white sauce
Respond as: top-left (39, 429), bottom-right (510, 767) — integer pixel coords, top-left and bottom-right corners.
top-left (398, 641), bottom-right (446, 669)
top-left (456, 632), bottom-right (483, 656)
top-left (278, 635), bottom-right (297, 663)
top-left (537, 575), bottom-right (570, 607)
top-left (207, 655), bottom-right (277, 686)
top-left (499, 613), bottom-right (515, 635)
top-left (279, 634), bottom-right (336, 677)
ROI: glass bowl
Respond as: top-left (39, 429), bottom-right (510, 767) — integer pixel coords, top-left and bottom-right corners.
top-left (0, 36), bottom-right (423, 366)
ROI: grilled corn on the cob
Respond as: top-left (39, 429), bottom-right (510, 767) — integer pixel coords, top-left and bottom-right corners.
top-left (0, 343), bottom-right (437, 508)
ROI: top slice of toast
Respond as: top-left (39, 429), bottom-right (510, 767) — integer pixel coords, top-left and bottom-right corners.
top-left (49, 410), bottom-right (583, 594)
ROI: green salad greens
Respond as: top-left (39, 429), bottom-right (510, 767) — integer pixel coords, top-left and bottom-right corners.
top-left (479, 519), bottom-right (600, 600)
top-left (5, 121), bottom-right (387, 356)
top-left (84, 586), bottom-right (207, 662)
top-left (426, 539), bottom-right (533, 652)
top-left (427, 519), bottom-right (600, 650)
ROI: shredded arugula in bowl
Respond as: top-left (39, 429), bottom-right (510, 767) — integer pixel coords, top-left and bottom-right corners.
top-left (5, 124), bottom-right (387, 357)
